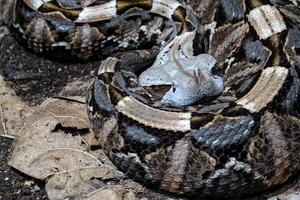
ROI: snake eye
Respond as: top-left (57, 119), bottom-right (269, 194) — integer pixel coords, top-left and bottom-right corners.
top-left (172, 87), bottom-right (176, 93)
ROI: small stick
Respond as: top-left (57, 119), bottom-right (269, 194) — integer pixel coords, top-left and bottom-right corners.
top-left (0, 105), bottom-right (9, 137)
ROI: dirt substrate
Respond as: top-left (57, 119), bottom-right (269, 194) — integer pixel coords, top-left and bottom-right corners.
top-left (0, 35), bottom-right (101, 106)
top-left (0, 137), bottom-right (48, 200)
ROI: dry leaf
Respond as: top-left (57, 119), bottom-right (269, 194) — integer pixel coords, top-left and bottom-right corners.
top-left (45, 149), bottom-right (123, 200)
top-left (84, 186), bottom-right (136, 200)
top-left (0, 75), bottom-right (33, 138)
top-left (9, 98), bottom-right (123, 200)
top-left (58, 79), bottom-right (91, 103)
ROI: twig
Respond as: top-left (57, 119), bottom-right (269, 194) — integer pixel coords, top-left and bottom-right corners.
top-left (0, 134), bottom-right (15, 139)
top-left (0, 105), bottom-right (15, 139)
top-left (0, 105), bottom-right (8, 137)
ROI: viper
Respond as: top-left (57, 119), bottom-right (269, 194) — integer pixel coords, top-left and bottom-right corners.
top-left (1, 0), bottom-right (300, 199)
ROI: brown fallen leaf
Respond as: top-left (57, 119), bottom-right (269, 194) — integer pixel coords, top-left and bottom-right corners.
top-left (46, 150), bottom-right (122, 199)
top-left (56, 79), bottom-right (101, 145)
top-left (84, 186), bottom-right (137, 200)
top-left (9, 98), bottom-right (123, 200)
top-left (58, 79), bottom-right (91, 103)
top-left (86, 187), bottom-right (125, 200)
top-left (0, 75), bottom-right (33, 138)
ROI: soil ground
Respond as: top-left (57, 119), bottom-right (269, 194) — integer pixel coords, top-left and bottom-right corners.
top-left (0, 137), bottom-right (48, 200)
top-left (0, 35), bottom-right (101, 106)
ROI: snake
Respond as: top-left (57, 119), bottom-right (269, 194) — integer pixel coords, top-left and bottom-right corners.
top-left (1, 0), bottom-right (300, 199)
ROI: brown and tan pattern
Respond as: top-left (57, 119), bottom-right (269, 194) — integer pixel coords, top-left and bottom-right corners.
top-left (4, 0), bottom-right (300, 199)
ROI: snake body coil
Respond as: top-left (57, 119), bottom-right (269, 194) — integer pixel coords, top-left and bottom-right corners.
top-left (4, 0), bottom-right (300, 199)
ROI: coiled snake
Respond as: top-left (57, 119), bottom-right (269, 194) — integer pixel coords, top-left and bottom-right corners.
top-left (2, 0), bottom-right (300, 199)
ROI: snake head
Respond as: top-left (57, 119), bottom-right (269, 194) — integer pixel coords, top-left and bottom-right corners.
top-left (161, 69), bottom-right (224, 107)
top-left (138, 31), bottom-right (224, 107)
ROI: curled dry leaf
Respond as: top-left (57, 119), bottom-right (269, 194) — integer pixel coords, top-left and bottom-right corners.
top-left (58, 79), bottom-right (91, 103)
top-left (58, 79), bottom-right (99, 145)
top-left (0, 75), bottom-right (32, 138)
top-left (83, 186), bottom-right (136, 200)
top-left (45, 149), bottom-right (124, 200)
top-left (8, 98), bottom-right (123, 200)
top-left (82, 180), bottom-right (145, 200)
top-left (25, 98), bottom-right (89, 129)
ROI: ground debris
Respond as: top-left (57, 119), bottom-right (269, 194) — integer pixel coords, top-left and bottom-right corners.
top-left (8, 98), bottom-right (125, 200)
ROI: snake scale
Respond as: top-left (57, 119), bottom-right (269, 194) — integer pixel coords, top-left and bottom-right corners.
top-left (1, 0), bottom-right (300, 198)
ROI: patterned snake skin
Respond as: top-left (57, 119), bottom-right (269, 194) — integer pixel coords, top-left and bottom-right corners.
top-left (2, 0), bottom-right (300, 199)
